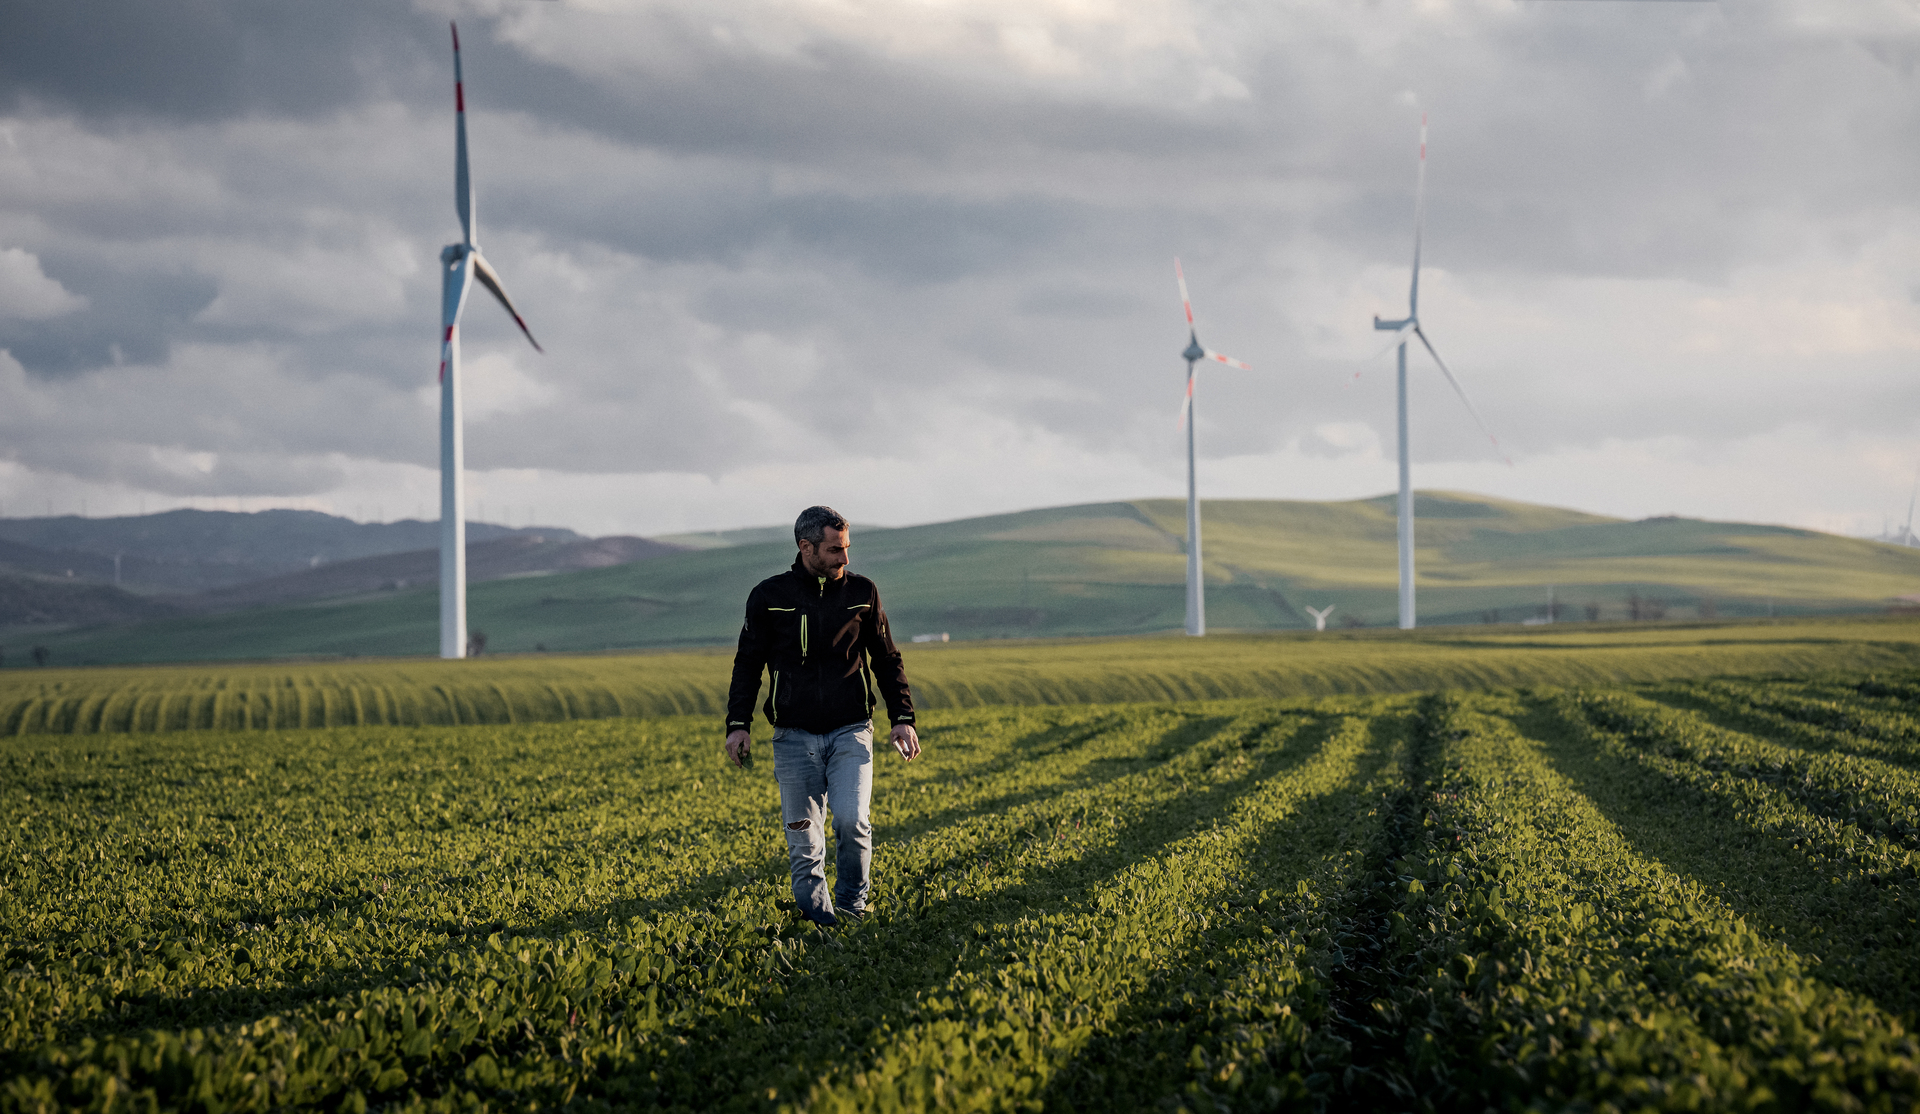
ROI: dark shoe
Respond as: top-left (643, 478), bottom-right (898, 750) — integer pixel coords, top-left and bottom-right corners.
top-left (777, 898), bottom-right (839, 926)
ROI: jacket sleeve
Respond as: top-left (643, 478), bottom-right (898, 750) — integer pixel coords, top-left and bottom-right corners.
top-left (861, 585), bottom-right (915, 728)
top-left (725, 584), bottom-right (770, 735)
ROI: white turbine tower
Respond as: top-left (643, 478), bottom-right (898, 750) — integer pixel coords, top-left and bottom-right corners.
top-left (1903, 463), bottom-right (1919, 546)
top-left (1175, 259), bottom-right (1251, 638)
top-left (1370, 114), bottom-right (1507, 630)
top-left (438, 22), bottom-right (542, 659)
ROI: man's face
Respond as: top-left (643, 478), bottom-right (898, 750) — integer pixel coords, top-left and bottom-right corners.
top-left (799, 526), bottom-right (851, 579)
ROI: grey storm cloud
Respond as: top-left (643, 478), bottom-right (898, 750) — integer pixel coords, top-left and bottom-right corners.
top-left (0, 0), bottom-right (439, 121)
top-left (2, 0), bottom-right (1919, 534)
top-left (0, 257), bottom-right (216, 373)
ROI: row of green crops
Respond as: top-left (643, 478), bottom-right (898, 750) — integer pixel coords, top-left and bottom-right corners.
top-left (9, 672), bottom-right (1920, 1109)
top-left (9, 616), bottom-right (1920, 735)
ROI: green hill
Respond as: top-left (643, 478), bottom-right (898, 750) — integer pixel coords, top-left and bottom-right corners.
top-left (13, 491), bottom-right (1920, 665)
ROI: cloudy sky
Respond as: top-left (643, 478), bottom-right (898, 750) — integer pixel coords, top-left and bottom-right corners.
top-left (2, 0), bottom-right (1918, 538)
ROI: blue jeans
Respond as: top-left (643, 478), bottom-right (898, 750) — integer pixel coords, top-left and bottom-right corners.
top-left (771, 721), bottom-right (874, 925)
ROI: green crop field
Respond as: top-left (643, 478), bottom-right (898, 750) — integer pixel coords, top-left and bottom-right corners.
top-left (8, 616), bottom-right (1920, 737)
top-left (8, 664), bottom-right (1920, 1110)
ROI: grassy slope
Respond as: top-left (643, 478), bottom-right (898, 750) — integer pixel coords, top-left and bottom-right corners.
top-left (16, 492), bottom-right (1920, 664)
top-left (8, 616), bottom-right (1920, 735)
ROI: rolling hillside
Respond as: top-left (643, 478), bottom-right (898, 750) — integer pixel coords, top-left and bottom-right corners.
top-left (12, 491), bottom-right (1920, 665)
top-left (181, 534), bottom-right (686, 614)
top-left (0, 509), bottom-right (582, 593)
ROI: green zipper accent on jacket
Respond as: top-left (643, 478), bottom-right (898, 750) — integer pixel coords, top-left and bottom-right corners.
top-left (766, 607), bottom-right (796, 612)
top-left (800, 615), bottom-right (808, 661)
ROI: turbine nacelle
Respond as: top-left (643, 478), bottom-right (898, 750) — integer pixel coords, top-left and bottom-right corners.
top-left (1181, 334), bottom-right (1206, 363)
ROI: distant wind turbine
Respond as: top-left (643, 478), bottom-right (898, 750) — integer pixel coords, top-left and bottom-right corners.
top-left (1174, 259), bottom-right (1251, 638)
top-left (1305, 605), bottom-right (1335, 632)
top-left (437, 22), bottom-right (542, 659)
top-left (1370, 114), bottom-right (1508, 630)
top-left (1904, 463), bottom-right (1919, 546)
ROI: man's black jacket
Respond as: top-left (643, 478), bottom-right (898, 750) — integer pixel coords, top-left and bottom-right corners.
top-left (725, 559), bottom-right (915, 736)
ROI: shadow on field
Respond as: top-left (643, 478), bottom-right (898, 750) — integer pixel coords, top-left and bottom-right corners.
top-left (518, 710), bottom-right (1215, 937)
top-left (590, 707), bottom-right (1353, 1108)
top-left (1518, 694), bottom-right (1920, 1019)
top-left (1035, 716), bottom-right (1407, 1108)
top-left (1635, 686), bottom-right (1920, 772)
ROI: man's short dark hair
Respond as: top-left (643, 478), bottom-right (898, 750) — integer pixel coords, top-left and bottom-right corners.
top-left (795, 505), bottom-right (848, 547)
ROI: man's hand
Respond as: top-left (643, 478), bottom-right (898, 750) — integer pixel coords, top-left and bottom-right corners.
top-left (724, 729), bottom-right (752, 768)
top-left (890, 723), bottom-right (920, 761)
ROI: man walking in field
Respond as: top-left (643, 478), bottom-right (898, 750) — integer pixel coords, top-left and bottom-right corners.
top-left (725, 505), bottom-right (920, 926)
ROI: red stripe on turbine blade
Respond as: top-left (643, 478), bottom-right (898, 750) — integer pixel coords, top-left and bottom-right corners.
top-left (456, 83), bottom-right (464, 112)
top-left (513, 316), bottom-right (544, 353)
top-left (443, 326), bottom-right (453, 342)
top-left (451, 22), bottom-right (460, 51)
top-left (438, 360), bottom-right (446, 383)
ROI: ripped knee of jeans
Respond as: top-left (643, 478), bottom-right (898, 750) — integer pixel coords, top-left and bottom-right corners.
top-left (785, 819), bottom-right (811, 832)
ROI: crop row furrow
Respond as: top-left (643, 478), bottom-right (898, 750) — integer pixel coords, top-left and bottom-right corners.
top-left (1577, 689), bottom-right (1920, 850)
top-left (1536, 692), bottom-right (1920, 1017)
top-left (577, 705), bottom-right (1354, 1109)
top-left (1358, 692), bottom-right (1920, 1109)
top-left (785, 712), bottom-right (1394, 1112)
top-left (1655, 678), bottom-right (1920, 769)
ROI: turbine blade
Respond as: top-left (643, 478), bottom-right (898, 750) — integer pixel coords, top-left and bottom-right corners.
top-left (1413, 324), bottom-right (1510, 466)
top-left (1409, 112), bottom-right (1426, 317)
top-left (471, 251), bottom-right (542, 352)
top-left (1176, 369), bottom-right (1196, 430)
top-left (1203, 348), bottom-right (1249, 371)
top-left (1175, 258), bottom-right (1194, 327)
top-left (452, 23), bottom-right (474, 247)
top-left (1366, 321), bottom-right (1417, 362)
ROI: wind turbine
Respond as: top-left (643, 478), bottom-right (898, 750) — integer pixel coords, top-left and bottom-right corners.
top-left (1903, 463), bottom-right (1919, 546)
top-left (1174, 259), bottom-right (1251, 637)
top-left (1370, 114), bottom-right (1506, 630)
top-left (1305, 605), bottom-right (1334, 632)
top-left (437, 22), bottom-right (542, 659)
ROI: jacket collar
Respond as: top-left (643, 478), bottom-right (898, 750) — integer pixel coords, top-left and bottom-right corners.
top-left (789, 557), bottom-right (846, 592)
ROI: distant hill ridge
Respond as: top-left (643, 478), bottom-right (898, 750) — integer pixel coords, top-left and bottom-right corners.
top-left (0, 509), bottom-right (586, 593)
top-left (0, 509), bottom-right (693, 630)
top-left (13, 490), bottom-right (1920, 666)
